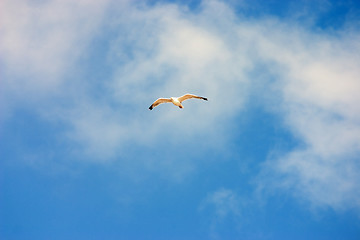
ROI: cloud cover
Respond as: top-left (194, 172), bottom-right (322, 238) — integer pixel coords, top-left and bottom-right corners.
top-left (1, 0), bottom-right (360, 212)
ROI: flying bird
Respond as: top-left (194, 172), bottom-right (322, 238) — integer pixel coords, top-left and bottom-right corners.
top-left (149, 93), bottom-right (208, 110)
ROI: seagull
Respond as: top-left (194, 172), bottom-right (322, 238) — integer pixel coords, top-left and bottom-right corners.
top-left (149, 93), bottom-right (208, 110)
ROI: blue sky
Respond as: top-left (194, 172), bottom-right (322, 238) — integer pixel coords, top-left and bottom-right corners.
top-left (1, 0), bottom-right (360, 239)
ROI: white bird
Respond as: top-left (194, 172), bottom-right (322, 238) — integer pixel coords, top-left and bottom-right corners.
top-left (149, 93), bottom-right (208, 110)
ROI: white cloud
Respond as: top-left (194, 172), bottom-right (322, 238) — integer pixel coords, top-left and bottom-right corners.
top-left (1, 0), bottom-right (249, 158)
top-left (252, 20), bottom-right (360, 210)
top-left (0, 0), bottom-right (110, 100)
top-left (59, 0), bottom-right (250, 160)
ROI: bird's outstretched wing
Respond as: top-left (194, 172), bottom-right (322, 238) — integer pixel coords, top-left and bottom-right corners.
top-left (178, 94), bottom-right (208, 102)
top-left (149, 98), bottom-right (171, 110)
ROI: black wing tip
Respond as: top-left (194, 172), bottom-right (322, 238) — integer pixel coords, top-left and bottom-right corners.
top-left (203, 97), bottom-right (208, 101)
top-left (149, 106), bottom-right (153, 110)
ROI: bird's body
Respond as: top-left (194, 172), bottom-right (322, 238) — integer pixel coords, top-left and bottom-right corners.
top-left (170, 97), bottom-right (183, 108)
top-left (149, 94), bottom-right (208, 110)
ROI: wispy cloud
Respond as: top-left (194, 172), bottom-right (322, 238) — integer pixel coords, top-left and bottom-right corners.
top-left (200, 188), bottom-right (241, 219)
top-left (0, 0), bottom-right (109, 93)
top-left (255, 24), bottom-right (360, 210)
top-left (199, 188), bottom-right (242, 239)
top-left (56, 0), bottom-right (251, 161)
